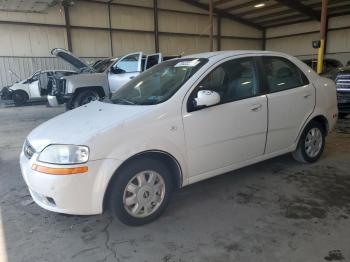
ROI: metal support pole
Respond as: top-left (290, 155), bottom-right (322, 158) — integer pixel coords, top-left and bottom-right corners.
top-left (317, 0), bottom-right (328, 74)
top-left (64, 5), bottom-right (72, 52)
top-left (217, 15), bottom-right (221, 51)
top-left (108, 1), bottom-right (113, 56)
top-left (209, 0), bottom-right (214, 52)
top-left (153, 0), bottom-right (160, 53)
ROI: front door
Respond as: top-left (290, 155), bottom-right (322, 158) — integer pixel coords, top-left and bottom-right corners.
top-left (260, 56), bottom-right (316, 154)
top-left (108, 52), bottom-right (143, 93)
top-left (182, 57), bottom-right (268, 177)
top-left (144, 53), bottom-right (162, 71)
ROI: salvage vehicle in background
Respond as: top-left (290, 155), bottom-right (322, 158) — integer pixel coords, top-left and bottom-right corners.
top-left (302, 58), bottom-right (343, 80)
top-left (48, 48), bottom-right (179, 109)
top-left (20, 51), bottom-right (338, 226)
top-left (335, 65), bottom-right (350, 119)
top-left (0, 70), bottom-right (76, 106)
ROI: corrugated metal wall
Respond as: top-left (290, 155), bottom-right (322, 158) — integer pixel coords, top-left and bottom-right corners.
top-left (0, 0), bottom-right (264, 87)
top-left (266, 14), bottom-right (350, 65)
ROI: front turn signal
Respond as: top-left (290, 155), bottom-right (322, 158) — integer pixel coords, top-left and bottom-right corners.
top-left (32, 164), bottom-right (88, 175)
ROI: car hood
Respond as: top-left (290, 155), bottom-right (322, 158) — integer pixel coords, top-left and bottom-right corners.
top-left (27, 101), bottom-right (152, 152)
top-left (51, 48), bottom-right (92, 71)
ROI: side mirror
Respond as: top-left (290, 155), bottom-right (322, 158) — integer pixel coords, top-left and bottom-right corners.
top-left (195, 90), bottom-right (220, 108)
top-left (110, 67), bottom-right (124, 74)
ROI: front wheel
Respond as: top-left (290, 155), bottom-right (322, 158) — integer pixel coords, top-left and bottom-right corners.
top-left (71, 90), bottom-right (99, 109)
top-left (292, 121), bottom-right (326, 163)
top-left (13, 90), bottom-right (29, 106)
top-left (109, 159), bottom-right (173, 226)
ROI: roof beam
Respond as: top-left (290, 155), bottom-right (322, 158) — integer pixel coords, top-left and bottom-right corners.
top-left (179, 0), bottom-right (263, 30)
top-left (214, 0), bottom-right (233, 6)
top-left (225, 0), bottom-right (266, 12)
top-left (237, 3), bottom-right (282, 17)
top-left (274, 0), bottom-right (320, 20)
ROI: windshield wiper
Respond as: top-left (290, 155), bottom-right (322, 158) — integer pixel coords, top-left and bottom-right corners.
top-left (113, 98), bottom-right (135, 105)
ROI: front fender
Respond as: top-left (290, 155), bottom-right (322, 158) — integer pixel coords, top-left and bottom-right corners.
top-left (64, 73), bottom-right (108, 95)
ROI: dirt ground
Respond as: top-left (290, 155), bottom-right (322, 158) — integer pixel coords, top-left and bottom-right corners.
top-left (0, 101), bottom-right (350, 262)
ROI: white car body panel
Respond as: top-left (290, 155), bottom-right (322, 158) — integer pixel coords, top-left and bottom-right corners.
top-left (265, 84), bottom-right (316, 153)
top-left (8, 70), bottom-right (76, 101)
top-left (10, 80), bottom-right (42, 99)
top-left (183, 95), bottom-right (267, 177)
top-left (20, 50), bottom-right (338, 215)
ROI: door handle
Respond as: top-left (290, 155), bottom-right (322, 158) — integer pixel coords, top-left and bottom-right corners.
top-left (304, 93), bottom-right (311, 98)
top-left (250, 104), bottom-right (262, 112)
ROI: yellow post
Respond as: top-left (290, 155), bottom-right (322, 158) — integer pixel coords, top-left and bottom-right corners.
top-left (317, 39), bottom-right (325, 74)
top-left (317, 0), bottom-right (328, 74)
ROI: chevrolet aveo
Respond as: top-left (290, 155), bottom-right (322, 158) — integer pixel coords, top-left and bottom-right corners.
top-left (20, 51), bottom-right (338, 225)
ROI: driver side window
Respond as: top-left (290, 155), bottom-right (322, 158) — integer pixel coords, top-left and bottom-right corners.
top-left (188, 57), bottom-right (258, 111)
top-left (114, 54), bottom-right (140, 73)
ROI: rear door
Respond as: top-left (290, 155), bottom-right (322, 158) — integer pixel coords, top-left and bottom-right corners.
top-left (144, 53), bottom-right (162, 71)
top-left (108, 52), bottom-right (143, 93)
top-left (260, 56), bottom-right (315, 154)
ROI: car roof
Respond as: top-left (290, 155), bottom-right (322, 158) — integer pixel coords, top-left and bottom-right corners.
top-left (39, 70), bottom-right (76, 73)
top-left (182, 50), bottom-right (291, 59)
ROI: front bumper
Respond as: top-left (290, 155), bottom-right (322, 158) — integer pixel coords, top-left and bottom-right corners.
top-left (0, 87), bottom-right (13, 100)
top-left (20, 151), bottom-right (122, 215)
top-left (47, 95), bottom-right (59, 107)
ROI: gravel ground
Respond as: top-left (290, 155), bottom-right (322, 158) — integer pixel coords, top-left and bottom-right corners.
top-left (0, 102), bottom-right (350, 262)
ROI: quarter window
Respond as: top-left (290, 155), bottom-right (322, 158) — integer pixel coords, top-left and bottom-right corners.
top-left (193, 58), bottom-right (258, 106)
top-left (262, 57), bottom-right (309, 93)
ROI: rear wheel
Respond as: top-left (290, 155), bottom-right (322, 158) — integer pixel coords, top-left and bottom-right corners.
top-left (13, 90), bottom-right (29, 106)
top-left (109, 158), bottom-right (173, 226)
top-left (72, 90), bottom-right (99, 109)
top-left (292, 121), bottom-right (326, 163)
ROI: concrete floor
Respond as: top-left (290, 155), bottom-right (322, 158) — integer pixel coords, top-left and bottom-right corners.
top-left (0, 102), bottom-right (350, 262)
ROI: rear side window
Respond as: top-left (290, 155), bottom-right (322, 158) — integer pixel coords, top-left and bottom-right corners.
top-left (262, 56), bottom-right (309, 93)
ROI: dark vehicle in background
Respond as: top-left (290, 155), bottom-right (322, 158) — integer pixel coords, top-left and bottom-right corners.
top-left (335, 65), bottom-right (350, 119)
top-left (302, 58), bottom-right (343, 80)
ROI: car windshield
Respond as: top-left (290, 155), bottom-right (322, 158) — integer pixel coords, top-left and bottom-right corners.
top-left (93, 59), bottom-right (115, 73)
top-left (111, 58), bottom-right (208, 105)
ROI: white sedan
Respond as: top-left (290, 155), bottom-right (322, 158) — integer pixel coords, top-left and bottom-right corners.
top-left (20, 51), bottom-right (338, 225)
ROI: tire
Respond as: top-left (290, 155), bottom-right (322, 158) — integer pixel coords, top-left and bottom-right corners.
top-left (65, 98), bottom-right (74, 110)
top-left (13, 90), bottom-right (29, 106)
top-left (108, 158), bottom-right (173, 226)
top-left (72, 90), bottom-right (99, 109)
top-left (292, 121), bottom-right (326, 163)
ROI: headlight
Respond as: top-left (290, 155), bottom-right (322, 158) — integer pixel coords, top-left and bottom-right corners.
top-left (38, 145), bottom-right (89, 164)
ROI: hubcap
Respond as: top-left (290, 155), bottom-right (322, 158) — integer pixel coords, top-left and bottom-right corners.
top-left (305, 127), bottom-right (323, 158)
top-left (123, 171), bottom-right (165, 218)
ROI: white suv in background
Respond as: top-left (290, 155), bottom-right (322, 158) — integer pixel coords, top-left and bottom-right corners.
top-left (20, 51), bottom-right (338, 225)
